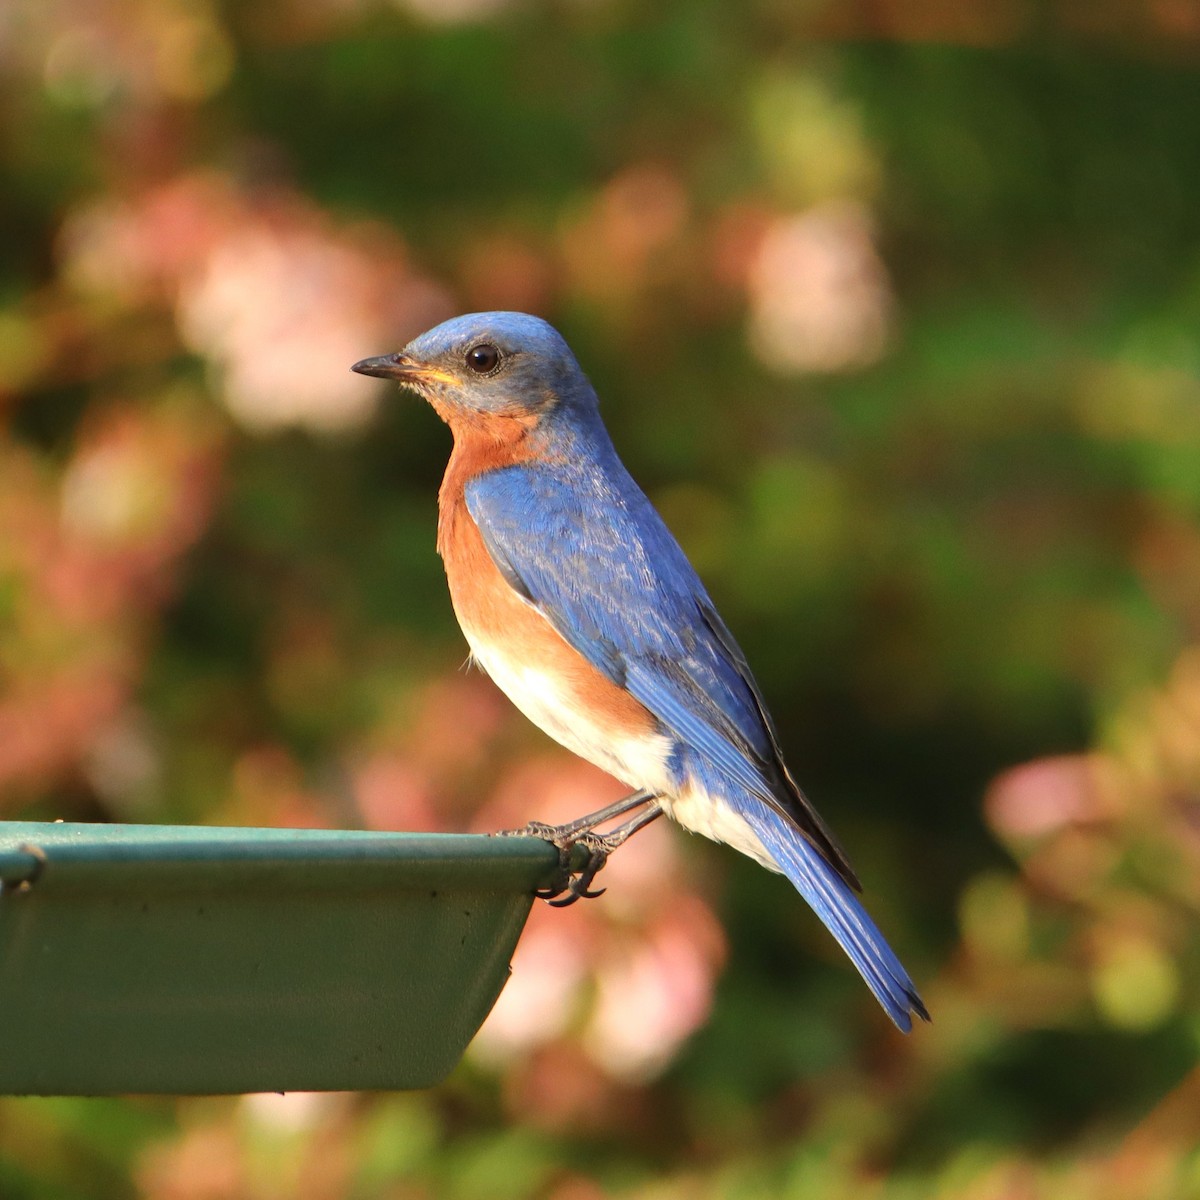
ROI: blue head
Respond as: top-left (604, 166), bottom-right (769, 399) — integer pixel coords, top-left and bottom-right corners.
top-left (351, 312), bottom-right (598, 424)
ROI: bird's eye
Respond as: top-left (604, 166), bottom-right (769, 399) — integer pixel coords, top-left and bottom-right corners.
top-left (465, 343), bottom-right (501, 374)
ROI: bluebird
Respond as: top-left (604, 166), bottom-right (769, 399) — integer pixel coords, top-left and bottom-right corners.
top-left (352, 313), bottom-right (928, 1031)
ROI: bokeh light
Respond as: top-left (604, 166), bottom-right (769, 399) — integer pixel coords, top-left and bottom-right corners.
top-left (2, 0), bottom-right (1200, 1197)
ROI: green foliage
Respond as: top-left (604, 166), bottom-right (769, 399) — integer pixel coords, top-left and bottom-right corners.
top-left (2, 1), bottom-right (1199, 1197)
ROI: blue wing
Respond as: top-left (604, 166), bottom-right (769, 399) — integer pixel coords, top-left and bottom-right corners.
top-left (465, 444), bottom-right (927, 1029)
top-left (465, 452), bottom-right (855, 885)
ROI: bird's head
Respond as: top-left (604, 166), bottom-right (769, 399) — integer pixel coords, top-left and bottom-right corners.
top-left (351, 312), bottom-right (594, 426)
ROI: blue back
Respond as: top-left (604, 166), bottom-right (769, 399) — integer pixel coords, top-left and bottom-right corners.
top-left (464, 405), bottom-right (855, 884)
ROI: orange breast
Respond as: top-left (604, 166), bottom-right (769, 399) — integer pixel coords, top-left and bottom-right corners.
top-left (438, 488), bottom-right (660, 743)
top-left (428, 411), bottom-right (666, 785)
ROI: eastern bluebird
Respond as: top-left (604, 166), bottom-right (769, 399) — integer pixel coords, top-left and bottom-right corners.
top-left (352, 313), bottom-right (928, 1031)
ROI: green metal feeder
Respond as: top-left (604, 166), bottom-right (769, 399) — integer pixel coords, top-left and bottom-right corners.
top-left (0, 822), bottom-right (564, 1096)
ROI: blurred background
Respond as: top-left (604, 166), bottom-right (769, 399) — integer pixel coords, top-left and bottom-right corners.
top-left (2, 0), bottom-right (1200, 1196)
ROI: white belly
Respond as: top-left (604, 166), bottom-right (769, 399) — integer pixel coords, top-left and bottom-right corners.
top-left (463, 628), bottom-right (676, 793)
top-left (661, 784), bottom-right (781, 872)
top-left (464, 624), bottom-right (782, 874)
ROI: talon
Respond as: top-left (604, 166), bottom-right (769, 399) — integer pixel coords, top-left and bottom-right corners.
top-left (532, 839), bottom-right (573, 899)
top-left (545, 837), bottom-right (612, 906)
top-left (499, 795), bottom-right (662, 907)
top-left (547, 876), bottom-right (607, 907)
top-left (574, 840), bottom-right (610, 888)
top-left (556, 883), bottom-right (607, 905)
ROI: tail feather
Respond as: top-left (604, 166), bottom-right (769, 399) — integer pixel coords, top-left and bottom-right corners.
top-left (742, 803), bottom-right (929, 1032)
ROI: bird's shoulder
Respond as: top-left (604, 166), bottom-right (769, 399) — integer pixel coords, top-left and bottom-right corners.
top-left (462, 437), bottom-right (704, 605)
top-left (435, 412), bottom-right (548, 563)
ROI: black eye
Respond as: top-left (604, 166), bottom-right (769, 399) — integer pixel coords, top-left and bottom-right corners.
top-left (465, 343), bottom-right (501, 374)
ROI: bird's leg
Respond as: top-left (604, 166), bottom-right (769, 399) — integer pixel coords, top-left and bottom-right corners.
top-left (546, 801), bottom-right (664, 908)
top-left (497, 789), bottom-right (657, 901)
top-left (503, 788), bottom-right (656, 844)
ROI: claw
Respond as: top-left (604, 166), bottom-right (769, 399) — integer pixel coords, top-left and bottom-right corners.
top-left (544, 830), bottom-right (617, 906)
top-left (546, 841), bottom-right (610, 906)
top-left (547, 882), bottom-right (604, 907)
top-left (494, 795), bottom-right (663, 907)
top-left (499, 822), bottom-right (615, 906)
top-left (530, 838), bottom-right (573, 900)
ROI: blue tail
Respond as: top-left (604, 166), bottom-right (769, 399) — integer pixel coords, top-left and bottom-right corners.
top-left (742, 803), bottom-right (929, 1031)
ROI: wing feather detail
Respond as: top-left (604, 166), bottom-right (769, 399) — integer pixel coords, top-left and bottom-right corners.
top-left (464, 458), bottom-right (858, 889)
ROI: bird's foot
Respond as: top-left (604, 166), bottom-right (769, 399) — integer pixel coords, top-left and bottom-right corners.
top-left (541, 829), bottom-right (615, 907)
top-left (498, 822), bottom-right (614, 906)
top-left (497, 796), bottom-right (662, 907)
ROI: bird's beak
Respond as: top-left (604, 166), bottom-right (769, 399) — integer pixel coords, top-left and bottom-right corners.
top-left (350, 353), bottom-right (458, 387)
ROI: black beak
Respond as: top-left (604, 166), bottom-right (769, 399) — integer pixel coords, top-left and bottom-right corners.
top-left (351, 353), bottom-right (416, 380)
top-left (351, 353), bottom-right (458, 388)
